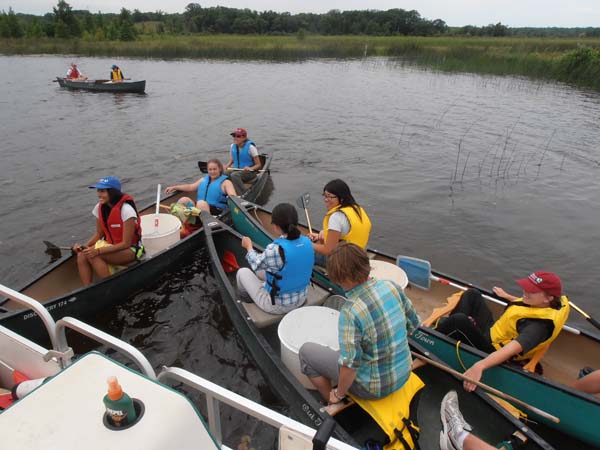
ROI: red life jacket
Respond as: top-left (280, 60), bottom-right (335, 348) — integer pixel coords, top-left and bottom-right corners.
top-left (98, 194), bottom-right (142, 245)
top-left (68, 67), bottom-right (80, 79)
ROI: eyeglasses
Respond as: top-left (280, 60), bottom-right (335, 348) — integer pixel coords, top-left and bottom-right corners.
top-left (322, 193), bottom-right (337, 200)
top-left (233, 134), bottom-right (244, 138)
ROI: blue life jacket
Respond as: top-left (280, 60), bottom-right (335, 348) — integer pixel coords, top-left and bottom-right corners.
top-left (231, 140), bottom-right (256, 169)
top-left (266, 236), bottom-right (314, 304)
top-left (197, 175), bottom-right (228, 209)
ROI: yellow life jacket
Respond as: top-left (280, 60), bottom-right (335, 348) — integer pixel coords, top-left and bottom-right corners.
top-left (490, 296), bottom-right (570, 361)
top-left (349, 372), bottom-right (425, 450)
top-left (322, 205), bottom-right (371, 249)
top-left (111, 68), bottom-right (123, 80)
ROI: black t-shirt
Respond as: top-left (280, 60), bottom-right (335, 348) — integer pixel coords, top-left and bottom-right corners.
top-left (514, 318), bottom-right (554, 355)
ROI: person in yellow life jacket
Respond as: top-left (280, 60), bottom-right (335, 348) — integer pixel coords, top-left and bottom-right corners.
top-left (436, 271), bottom-right (569, 391)
top-left (308, 179), bottom-right (371, 265)
top-left (72, 177), bottom-right (144, 286)
top-left (110, 65), bottom-right (124, 82)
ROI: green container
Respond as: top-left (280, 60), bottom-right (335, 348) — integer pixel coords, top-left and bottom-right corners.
top-left (103, 376), bottom-right (137, 427)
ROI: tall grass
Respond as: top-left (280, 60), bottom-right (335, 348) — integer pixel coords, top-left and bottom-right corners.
top-left (2, 35), bottom-right (600, 90)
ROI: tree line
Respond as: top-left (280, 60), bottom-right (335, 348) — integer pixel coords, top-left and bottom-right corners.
top-left (2, 1), bottom-right (600, 40)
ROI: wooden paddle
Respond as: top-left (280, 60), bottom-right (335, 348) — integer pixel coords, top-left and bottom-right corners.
top-left (411, 351), bottom-right (560, 424)
top-left (296, 192), bottom-right (314, 234)
top-left (397, 255), bottom-right (598, 333)
top-left (43, 240), bottom-right (81, 259)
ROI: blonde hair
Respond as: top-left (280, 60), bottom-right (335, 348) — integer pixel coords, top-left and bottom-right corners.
top-left (326, 242), bottom-right (370, 285)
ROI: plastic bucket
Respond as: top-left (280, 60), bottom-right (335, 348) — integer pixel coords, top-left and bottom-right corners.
top-left (277, 306), bottom-right (340, 389)
top-left (140, 214), bottom-right (181, 257)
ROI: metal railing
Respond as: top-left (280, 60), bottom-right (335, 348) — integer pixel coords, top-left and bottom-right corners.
top-left (158, 366), bottom-right (356, 450)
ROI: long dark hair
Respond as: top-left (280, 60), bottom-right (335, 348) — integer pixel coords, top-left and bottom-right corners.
top-left (107, 188), bottom-right (124, 206)
top-left (271, 203), bottom-right (301, 240)
top-left (323, 179), bottom-right (363, 221)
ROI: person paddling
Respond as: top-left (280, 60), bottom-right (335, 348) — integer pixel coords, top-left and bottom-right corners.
top-left (436, 272), bottom-right (570, 390)
top-left (110, 65), bottom-right (125, 82)
top-left (236, 203), bottom-right (314, 314)
top-left (165, 158), bottom-right (236, 218)
top-left (308, 179), bottom-right (371, 265)
top-left (73, 177), bottom-right (144, 286)
top-left (223, 128), bottom-right (262, 195)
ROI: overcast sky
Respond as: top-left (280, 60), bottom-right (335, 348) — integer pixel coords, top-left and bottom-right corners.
top-left (4, 0), bottom-right (600, 27)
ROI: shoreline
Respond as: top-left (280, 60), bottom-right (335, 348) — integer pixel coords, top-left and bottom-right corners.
top-left (2, 35), bottom-right (600, 91)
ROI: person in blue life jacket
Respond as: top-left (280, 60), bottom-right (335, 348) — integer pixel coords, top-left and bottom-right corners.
top-left (165, 159), bottom-right (236, 217)
top-left (237, 203), bottom-right (314, 314)
top-left (223, 128), bottom-right (262, 195)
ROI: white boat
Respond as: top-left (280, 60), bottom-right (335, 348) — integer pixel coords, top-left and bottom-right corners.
top-left (0, 284), bottom-right (353, 450)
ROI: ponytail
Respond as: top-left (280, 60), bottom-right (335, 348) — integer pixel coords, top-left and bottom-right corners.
top-left (271, 203), bottom-right (301, 240)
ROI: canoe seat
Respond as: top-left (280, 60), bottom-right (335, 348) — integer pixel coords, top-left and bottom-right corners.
top-left (240, 284), bottom-right (331, 328)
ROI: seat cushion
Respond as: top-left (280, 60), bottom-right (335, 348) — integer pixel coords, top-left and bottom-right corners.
top-left (241, 284), bottom-right (331, 328)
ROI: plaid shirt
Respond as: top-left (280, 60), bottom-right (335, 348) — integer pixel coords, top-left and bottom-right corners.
top-left (245, 241), bottom-right (309, 307)
top-left (338, 278), bottom-right (421, 397)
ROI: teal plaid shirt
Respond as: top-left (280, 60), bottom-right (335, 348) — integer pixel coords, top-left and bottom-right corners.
top-left (338, 278), bottom-right (421, 398)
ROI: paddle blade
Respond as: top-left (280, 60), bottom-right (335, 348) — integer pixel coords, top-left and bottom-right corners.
top-left (397, 255), bottom-right (431, 290)
top-left (296, 192), bottom-right (310, 209)
top-left (198, 161), bottom-right (208, 173)
top-left (43, 240), bottom-right (64, 261)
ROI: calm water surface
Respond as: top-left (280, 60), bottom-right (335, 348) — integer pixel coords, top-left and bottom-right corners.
top-left (1, 55), bottom-right (600, 447)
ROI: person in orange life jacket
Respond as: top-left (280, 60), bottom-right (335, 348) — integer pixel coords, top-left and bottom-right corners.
top-left (436, 271), bottom-right (569, 391)
top-left (110, 65), bottom-right (124, 82)
top-left (72, 177), bottom-right (143, 286)
top-left (223, 128), bottom-right (262, 195)
top-left (165, 159), bottom-right (236, 217)
top-left (237, 203), bottom-right (314, 314)
top-left (308, 179), bottom-right (371, 266)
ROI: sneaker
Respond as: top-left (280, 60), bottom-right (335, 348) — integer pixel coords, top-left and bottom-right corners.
top-left (440, 391), bottom-right (473, 450)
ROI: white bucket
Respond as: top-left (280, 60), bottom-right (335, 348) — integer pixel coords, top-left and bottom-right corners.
top-left (141, 213), bottom-right (182, 257)
top-left (278, 306), bottom-right (340, 390)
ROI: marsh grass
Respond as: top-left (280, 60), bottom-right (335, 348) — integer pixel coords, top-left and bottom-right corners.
top-left (2, 35), bottom-right (600, 90)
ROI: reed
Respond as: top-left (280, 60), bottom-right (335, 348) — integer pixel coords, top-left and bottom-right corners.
top-left (2, 35), bottom-right (600, 90)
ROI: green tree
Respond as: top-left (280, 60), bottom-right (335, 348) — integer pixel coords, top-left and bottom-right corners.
top-left (2, 7), bottom-right (24, 38)
top-left (27, 17), bottom-right (44, 38)
top-left (53, 0), bottom-right (81, 37)
top-left (118, 8), bottom-right (137, 41)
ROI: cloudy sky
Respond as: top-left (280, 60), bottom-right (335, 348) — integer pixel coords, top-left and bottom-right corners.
top-left (4, 0), bottom-right (600, 27)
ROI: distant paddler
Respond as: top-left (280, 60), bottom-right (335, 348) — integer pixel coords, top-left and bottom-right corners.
top-left (165, 158), bottom-right (236, 236)
top-left (110, 64), bottom-right (125, 83)
top-left (73, 176), bottom-right (144, 286)
top-left (66, 63), bottom-right (87, 80)
top-left (223, 128), bottom-right (262, 195)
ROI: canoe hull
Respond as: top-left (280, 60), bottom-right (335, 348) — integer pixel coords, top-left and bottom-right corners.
top-left (228, 196), bottom-right (599, 448)
top-left (203, 215), bottom-right (552, 449)
top-left (56, 77), bottom-right (146, 93)
top-left (1, 155), bottom-right (272, 343)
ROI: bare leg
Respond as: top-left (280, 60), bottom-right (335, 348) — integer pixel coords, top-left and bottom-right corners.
top-left (463, 434), bottom-right (497, 450)
top-left (307, 376), bottom-right (333, 402)
top-left (90, 249), bottom-right (136, 280)
top-left (196, 200), bottom-right (210, 212)
top-left (76, 252), bottom-right (94, 286)
top-left (572, 369), bottom-right (600, 394)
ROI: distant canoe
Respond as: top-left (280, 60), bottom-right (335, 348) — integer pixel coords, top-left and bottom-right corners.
top-left (56, 77), bottom-right (146, 94)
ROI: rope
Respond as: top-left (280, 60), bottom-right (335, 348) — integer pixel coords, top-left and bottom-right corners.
top-left (455, 340), bottom-right (468, 371)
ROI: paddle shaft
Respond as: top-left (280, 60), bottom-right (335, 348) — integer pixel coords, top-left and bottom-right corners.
top-left (431, 274), bottom-right (583, 335)
top-left (410, 351), bottom-right (560, 424)
top-left (227, 168), bottom-right (267, 172)
top-left (304, 207), bottom-right (314, 234)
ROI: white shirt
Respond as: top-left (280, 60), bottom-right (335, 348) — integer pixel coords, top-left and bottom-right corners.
top-left (92, 202), bottom-right (137, 222)
top-left (327, 211), bottom-right (350, 236)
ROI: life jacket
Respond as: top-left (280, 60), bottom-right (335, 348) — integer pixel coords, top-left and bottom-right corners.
top-left (111, 68), bottom-right (123, 80)
top-left (231, 140), bottom-right (256, 169)
top-left (197, 175), bottom-right (228, 209)
top-left (349, 372), bottom-right (425, 450)
top-left (490, 296), bottom-right (570, 361)
top-left (265, 236), bottom-right (314, 304)
top-left (322, 205), bottom-right (372, 249)
top-left (68, 67), bottom-right (80, 79)
top-left (98, 194), bottom-right (142, 246)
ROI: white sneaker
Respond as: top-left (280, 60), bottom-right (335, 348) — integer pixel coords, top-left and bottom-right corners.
top-left (440, 391), bottom-right (473, 450)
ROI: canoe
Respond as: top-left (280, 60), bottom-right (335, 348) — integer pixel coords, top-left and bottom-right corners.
top-left (202, 213), bottom-right (553, 450)
top-left (226, 196), bottom-right (600, 448)
top-left (56, 77), bottom-right (146, 94)
top-left (0, 154), bottom-right (271, 342)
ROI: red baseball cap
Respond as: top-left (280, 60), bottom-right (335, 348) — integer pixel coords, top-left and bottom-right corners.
top-left (230, 128), bottom-right (247, 137)
top-left (516, 271), bottom-right (562, 298)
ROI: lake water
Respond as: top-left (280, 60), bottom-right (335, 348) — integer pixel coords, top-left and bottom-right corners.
top-left (1, 54), bottom-right (600, 447)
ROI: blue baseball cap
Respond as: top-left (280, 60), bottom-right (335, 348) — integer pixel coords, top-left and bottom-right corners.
top-left (112, 64), bottom-right (118, 69)
top-left (89, 176), bottom-right (121, 190)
